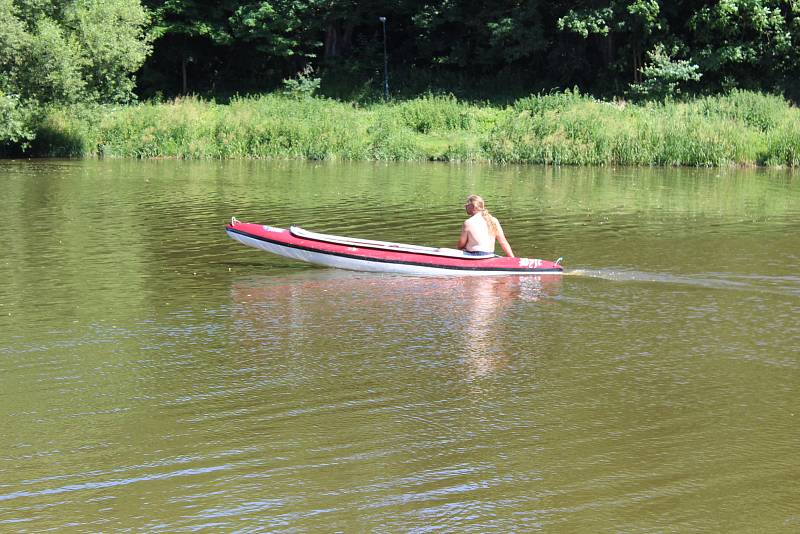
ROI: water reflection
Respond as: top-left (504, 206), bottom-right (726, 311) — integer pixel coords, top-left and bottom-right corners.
top-left (459, 277), bottom-right (511, 377)
top-left (229, 271), bottom-right (562, 379)
top-left (462, 276), bottom-right (562, 378)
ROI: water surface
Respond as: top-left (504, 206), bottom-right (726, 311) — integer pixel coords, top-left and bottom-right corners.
top-left (1, 160), bottom-right (798, 531)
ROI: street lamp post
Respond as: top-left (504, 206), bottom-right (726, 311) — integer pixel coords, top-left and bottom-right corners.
top-left (379, 16), bottom-right (389, 100)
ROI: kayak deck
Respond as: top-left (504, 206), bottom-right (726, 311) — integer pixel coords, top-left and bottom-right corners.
top-left (290, 226), bottom-right (496, 260)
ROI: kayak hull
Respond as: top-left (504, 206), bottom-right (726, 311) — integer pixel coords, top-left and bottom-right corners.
top-left (226, 222), bottom-right (563, 276)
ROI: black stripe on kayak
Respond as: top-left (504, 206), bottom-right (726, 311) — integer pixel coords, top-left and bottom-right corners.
top-left (227, 227), bottom-right (563, 273)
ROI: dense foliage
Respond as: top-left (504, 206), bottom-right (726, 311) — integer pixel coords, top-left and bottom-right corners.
top-left (0, 0), bottom-right (150, 151)
top-left (2, 1), bottom-right (799, 105)
top-left (0, 0), bottom-right (151, 104)
top-left (137, 0), bottom-right (800, 102)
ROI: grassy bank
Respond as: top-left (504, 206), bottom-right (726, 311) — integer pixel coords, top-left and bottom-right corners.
top-left (25, 90), bottom-right (800, 167)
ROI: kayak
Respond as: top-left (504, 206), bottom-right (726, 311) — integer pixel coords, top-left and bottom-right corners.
top-left (226, 218), bottom-right (563, 276)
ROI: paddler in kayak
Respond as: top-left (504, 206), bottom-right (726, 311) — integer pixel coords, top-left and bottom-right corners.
top-left (457, 195), bottom-right (515, 258)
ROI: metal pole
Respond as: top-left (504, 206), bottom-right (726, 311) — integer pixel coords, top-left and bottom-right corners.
top-left (379, 17), bottom-right (388, 100)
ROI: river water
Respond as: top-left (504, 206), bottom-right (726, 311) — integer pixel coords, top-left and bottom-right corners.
top-left (1, 160), bottom-right (798, 531)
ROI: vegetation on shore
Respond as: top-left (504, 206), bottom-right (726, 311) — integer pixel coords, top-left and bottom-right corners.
top-left (24, 90), bottom-right (800, 167)
top-left (2, 1), bottom-right (799, 167)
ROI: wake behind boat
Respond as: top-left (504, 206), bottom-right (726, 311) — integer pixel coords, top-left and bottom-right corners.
top-left (226, 218), bottom-right (563, 276)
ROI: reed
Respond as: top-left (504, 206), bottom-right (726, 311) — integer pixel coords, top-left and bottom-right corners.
top-left (25, 91), bottom-right (800, 167)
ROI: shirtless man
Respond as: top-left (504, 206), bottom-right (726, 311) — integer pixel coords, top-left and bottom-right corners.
top-left (457, 195), bottom-right (515, 257)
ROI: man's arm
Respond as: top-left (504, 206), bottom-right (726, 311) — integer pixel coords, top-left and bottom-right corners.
top-left (495, 221), bottom-right (514, 257)
top-left (457, 222), bottom-right (469, 250)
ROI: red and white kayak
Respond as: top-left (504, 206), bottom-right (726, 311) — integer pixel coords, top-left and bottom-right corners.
top-left (226, 218), bottom-right (564, 276)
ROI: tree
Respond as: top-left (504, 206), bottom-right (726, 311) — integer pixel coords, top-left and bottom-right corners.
top-left (412, 0), bottom-right (548, 70)
top-left (141, 0), bottom-right (325, 96)
top-left (0, 0), bottom-right (151, 105)
top-left (71, 0), bottom-right (153, 102)
top-left (0, 91), bottom-right (35, 152)
top-left (629, 43), bottom-right (702, 100)
top-left (557, 0), bottom-right (667, 87)
top-left (689, 0), bottom-right (800, 95)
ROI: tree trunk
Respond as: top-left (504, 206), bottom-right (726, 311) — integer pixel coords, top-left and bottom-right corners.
top-left (604, 34), bottom-right (613, 67)
top-left (325, 22), bottom-right (339, 58)
top-left (182, 55), bottom-right (188, 94)
top-left (324, 21), bottom-right (355, 58)
top-left (341, 23), bottom-right (354, 56)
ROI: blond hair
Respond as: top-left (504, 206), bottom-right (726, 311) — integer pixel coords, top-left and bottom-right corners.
top-left (466, 194), bottom-right (498, 236)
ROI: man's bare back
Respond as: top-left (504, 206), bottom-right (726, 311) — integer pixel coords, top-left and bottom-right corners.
top-left (457, 195), bottom-right (515, 257)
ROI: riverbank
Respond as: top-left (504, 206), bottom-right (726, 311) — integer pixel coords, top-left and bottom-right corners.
top-left (23, 90), bottom-right (800, 167)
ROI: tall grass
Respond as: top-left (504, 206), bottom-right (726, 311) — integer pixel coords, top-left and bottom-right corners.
top-left (95, 96), bottom-right (375, 160)
top-left (484, 89), bottom-right (799, 167)
top-left (25, 90), bottom-right (800, 167)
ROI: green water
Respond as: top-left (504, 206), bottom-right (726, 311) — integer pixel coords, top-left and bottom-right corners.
top-left (1, 160), bottom-right (798, 531)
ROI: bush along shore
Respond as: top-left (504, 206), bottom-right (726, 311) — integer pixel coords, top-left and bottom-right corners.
top-left (21, 90), bottom-right (800, 167)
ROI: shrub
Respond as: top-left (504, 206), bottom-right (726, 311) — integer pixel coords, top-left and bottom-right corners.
top-left (629, 45), bottom-right (702, 101)
top-left (698, 90), bottom-right (790, 132)
top-left (394, 94), bottom-right (477, 133)
top-left (0, 92), bottom-right (36, 153)
top-left (513, 88), bottom-right (590, 116)
top-left (281, 65), bottom-right (321, 99)
top-left (762, 120), bottom-right (800, 167)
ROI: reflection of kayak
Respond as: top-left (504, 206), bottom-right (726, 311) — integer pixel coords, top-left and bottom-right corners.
top-left (226, 219), bottom-right (564, 276)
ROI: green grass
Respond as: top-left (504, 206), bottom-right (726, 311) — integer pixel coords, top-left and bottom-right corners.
top-left (22, 90), bottom-right (800, 167)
